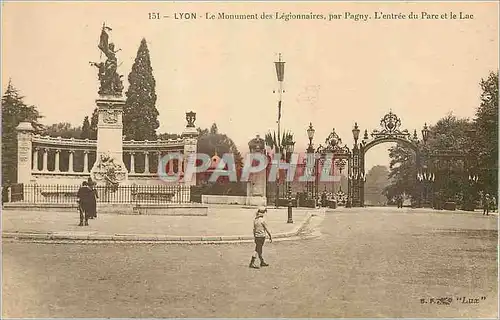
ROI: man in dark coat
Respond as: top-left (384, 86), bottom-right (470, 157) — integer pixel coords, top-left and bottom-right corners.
top-left (77, 181), bottom-right (92, 226)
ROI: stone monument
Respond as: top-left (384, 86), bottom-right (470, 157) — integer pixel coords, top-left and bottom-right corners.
top-left (89, 24), bottom-right (128, 187)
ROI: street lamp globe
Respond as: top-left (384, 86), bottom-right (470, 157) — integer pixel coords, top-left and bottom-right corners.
top-left (307, 122), bottom-right (315, 141)
top-left (352, 123), bottom-right (360, 142)
top-left (422, 123), bottom-right (429, 142)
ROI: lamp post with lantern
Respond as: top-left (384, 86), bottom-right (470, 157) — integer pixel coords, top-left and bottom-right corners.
top-left (273, 53), bottom-right (286, 208)
top-left (283, 138), bottom-right (295, 223)
top-left (306, 122), bottom-right (316, 206)
top-left (348, 123), bottom-right (361, 207)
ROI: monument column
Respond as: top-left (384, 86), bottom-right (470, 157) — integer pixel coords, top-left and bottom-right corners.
top-left (16, 122), bottom-right (34, 184)
top-left (54, 149), bottom-right (61, 172)
top-left (144, 152), bottom-right (150, 174)
top-left (129, 152), bottom-right (135, 174)
top-left (33, 148), bottom-right (39, 172)
top-left (42, 149), bottom-right (49, 172)
top-left (68, 150), bottom-right (74, 173)
top-left (83, 151), bottom-right (89, 173)
top-left (89, 23), bottom-right (128, 185)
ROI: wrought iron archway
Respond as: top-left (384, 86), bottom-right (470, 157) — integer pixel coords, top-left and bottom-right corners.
top-left (349, 111), bottom-right (424, 207)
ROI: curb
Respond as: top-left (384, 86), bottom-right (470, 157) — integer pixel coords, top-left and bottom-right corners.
top-left (2, 213), bottom-right (316, 244)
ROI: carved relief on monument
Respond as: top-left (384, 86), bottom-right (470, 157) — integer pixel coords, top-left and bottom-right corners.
top-left (103, 109), bottom-right (119, 124)
top-left (18, 139), bottom-right (30, 162)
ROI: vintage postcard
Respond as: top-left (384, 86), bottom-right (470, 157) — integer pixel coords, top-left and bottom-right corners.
top-left (1, 1), bottom-right (498, 318)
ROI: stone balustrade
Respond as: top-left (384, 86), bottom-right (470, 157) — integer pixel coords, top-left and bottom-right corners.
top-left (21, 132), bottom-right (192, 185)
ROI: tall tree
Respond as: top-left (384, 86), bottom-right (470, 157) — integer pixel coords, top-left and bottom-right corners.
top-left (123, 38), bottom-right (159, 140)
top-left (89, 107), bottom-right (98, 140)
top-left (1, 80), bottom-right (43, 184)
top-left (474, 71), bottom-right (498, 195)
top-left (81, 116), bottom-right (91, 139)
top-left (364, 165), bottom-right (390, 206)
top-left (385, 113), bottom-right (472, 204)
top-left (384, 144), bottom-right (418, 201)
top-left (196, 123), bottom-right (243, 180)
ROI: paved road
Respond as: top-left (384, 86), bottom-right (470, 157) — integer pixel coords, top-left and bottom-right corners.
top-left (3, 207), bottom-right (497, 318)
top-left (2, 206), bottom-right (310, 237)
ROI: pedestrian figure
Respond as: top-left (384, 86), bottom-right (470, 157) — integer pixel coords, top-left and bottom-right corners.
top-left (87, 177), bottom-right (98, 219)
top-left (483, 193), bottom-right (491, 216)
top-left (249, 206), bottom-right (272, 269)
top-left (396, 195), bottom-right (403, 208)
top-left (77, 181), bottom-right (92, 226)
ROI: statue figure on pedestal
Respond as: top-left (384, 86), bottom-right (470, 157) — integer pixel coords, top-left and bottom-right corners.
top-left (89, 23), bottom-right (124, 96)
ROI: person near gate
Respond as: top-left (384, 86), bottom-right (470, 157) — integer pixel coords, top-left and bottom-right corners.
top-left (483, 193), bottom-right (491, 216)
top-left (249, 206), bottom-right (272, 269)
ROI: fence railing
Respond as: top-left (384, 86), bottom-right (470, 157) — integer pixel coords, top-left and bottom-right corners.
top-left (8, 184), bottom-right (192, 204)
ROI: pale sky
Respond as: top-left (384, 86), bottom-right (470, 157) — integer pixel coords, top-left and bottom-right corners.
top-left (2, 1), bottom-right (498, 169)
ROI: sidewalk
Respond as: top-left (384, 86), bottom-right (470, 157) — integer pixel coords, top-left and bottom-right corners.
top-left (2, 206), bottom-right (319, 243)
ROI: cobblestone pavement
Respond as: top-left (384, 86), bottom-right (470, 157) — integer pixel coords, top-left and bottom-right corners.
top-left (2, 207), bottom-right (497, 318)
top-left (2, 206), bottom-right (310, 237)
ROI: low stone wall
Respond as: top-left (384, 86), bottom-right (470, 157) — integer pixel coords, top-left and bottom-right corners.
top-left (3, 203), bottom-right (208, 216)
top-left (201, 195), bottom-right (266, 206)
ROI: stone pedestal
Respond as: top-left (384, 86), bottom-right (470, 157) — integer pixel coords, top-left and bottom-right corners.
top-left (90, 96), bottom-right (128, 185)
top-left (16, 122), bottom-right (35, 184)
top-left (247, 135), bottom-right (267, 199)
top-left (182, 111), bottom-right (199, 186)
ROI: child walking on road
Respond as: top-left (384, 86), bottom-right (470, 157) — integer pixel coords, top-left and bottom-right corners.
top-left (249, 206), bottom-right (272, 269)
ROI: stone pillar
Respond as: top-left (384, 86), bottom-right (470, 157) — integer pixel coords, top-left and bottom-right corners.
top-left (247, 135), bottom-right (267, 203)
top-left (54, 149), bottom-right (61, 172)
top-left (144, 152), bottom-right (150, 174)
top-left (68, 150), bottom-right (74, 173)
top-left (16, 122), bottom-right (34, 183)
top-left (83, 151), bottom-right (89, 173)
top-left (90, 97), bottom-right (128, 184)
top-left (130, 152), bottom-right (135, 174)
top-left (182, 111), bottom-right (199, 186)
top-left (42, 148), bottom-right (49, 172)
top-left (157, 152), bottom-right (162, 174)
top-left (33, 148), bottom-right (39, 172)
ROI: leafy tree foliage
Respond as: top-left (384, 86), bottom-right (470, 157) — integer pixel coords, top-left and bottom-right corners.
top-left (123, 38), bottom-right (159, 140)
top-left (474, 71), bottom-right (498, 195)
top-left (1, 81), bottom-right (43, 184)
top-left (42, 122), bottom-right (82, 138)
top-left (383, 144), bottom-right (418, 201)
top-left (197, 123), bottom-right (242, 160)
top-left (364, 165), bottom-right (390, 206)
top-left (385, 114), bottom-right (473, 203)
top-left (196, 123), bottom-right (243, 183)
top-left (384, 71), bottom-right (497, 205)
top-left (157, 132), bottom-right (181, 140)
top-left (89, 108), bottom-right (98, 140)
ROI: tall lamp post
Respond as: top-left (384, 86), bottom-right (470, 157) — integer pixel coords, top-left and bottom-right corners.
top-left (284, 139), bottom-right (295, 223)
top-left (274, 53), bottom-right (285, 208)
top-left (349, 123), bottom-right (361, 207)
top-left (306, 122), bottom-right (315, 206)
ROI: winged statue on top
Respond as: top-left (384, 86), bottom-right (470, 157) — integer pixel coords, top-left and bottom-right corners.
top-left (89, 23), bottom-right (124, 96)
